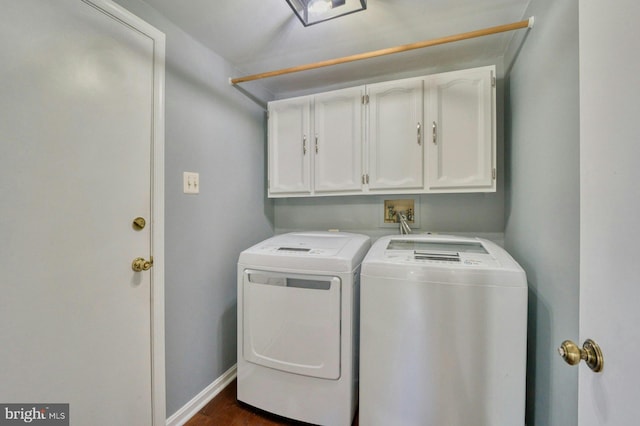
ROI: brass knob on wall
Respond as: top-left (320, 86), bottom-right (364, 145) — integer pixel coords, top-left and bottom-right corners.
top-left (558, 339), bottom-right (604, 373)
top-left (132, 257), bottom-right (153, 272)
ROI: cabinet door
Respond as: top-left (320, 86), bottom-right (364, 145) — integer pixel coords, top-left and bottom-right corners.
top-left (367, 79), bottom-right (424, 190)
top-left (314, 87), bottom-right (364, 193)
top-left (268, 97), bottom-right (312, 195)
top-left (426, 67), bottom-right (495, 191)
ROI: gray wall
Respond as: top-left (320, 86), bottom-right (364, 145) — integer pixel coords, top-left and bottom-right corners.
top-left (113, 0), bottom-right (274, 417)
top-left (274, 192), bottom-right (504, 241)
top-left (504, 0), bottom-right (580, 425)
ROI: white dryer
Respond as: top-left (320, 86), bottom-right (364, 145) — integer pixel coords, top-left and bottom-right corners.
top-left (359, 234), bottom-right (527, 426)
top-left (237, 231), bottom-right (370, 426)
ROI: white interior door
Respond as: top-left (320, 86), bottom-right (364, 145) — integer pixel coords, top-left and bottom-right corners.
top-left (578, 1), bottom-right (640, 424)
top-left (0, 1), bottom-right (164, 424)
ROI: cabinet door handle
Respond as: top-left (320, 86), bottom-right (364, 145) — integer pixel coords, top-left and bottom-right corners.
top-left (303, 135), bottom-right (307, 155)
top-left (315, 135), bottom-right (318, 154)
top-left (432, 121), bottom-right (437, 145)
top-left (417, 123), bottom-right (422, 145)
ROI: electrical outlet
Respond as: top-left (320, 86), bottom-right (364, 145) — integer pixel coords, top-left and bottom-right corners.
top-left (183, 172), bottom-right (199, 194)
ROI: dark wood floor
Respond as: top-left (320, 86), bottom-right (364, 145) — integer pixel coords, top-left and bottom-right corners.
top-left (184, 379), bottom-right (358, 426)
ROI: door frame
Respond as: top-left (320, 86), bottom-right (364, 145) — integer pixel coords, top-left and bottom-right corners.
top-left (84, 1), bottom-right (166, 423)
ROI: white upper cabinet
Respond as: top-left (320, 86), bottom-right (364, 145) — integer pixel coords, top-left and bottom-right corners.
top-left (314, 87), bottom-right (364, 193)
top-left (367, 78), bottom-right (424, 191)
top-left (266, 65), bottom-right (496, 198)
top-left (426, 67), bottom-right (496, 191)
top-left (268, 96), bottom-right (312, 195)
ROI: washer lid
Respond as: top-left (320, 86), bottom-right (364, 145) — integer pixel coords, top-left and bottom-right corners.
top-left (379, 236), bottom-right (498, 267)
top-left (362, 234), bottom-right (527, 287)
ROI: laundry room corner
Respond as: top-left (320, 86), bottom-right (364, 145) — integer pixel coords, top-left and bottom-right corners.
top-left (4, 0), bottom-right (639, 424)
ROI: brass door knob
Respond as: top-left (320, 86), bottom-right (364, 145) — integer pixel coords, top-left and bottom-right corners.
top-left (132, 257), bottom-right (153, 272)
top-left (132, 217), bottom-right (146, 230)
top-left (558, 339), bottom-right (604, 373)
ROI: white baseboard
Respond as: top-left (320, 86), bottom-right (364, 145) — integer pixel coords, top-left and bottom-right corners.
top-left (166, 363), bottom-right (237, 426)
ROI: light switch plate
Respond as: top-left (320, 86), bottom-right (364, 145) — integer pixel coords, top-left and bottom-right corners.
top-left (183, 172), bottom-right (199, 194)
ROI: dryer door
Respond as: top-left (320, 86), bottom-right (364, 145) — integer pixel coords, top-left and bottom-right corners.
top-left (243, 269), bottom-right (341, 379)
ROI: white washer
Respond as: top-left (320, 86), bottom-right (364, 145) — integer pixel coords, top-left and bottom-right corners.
top-left (237, 231), bottom-right (370, 426)
top-left (360, 234), bottom-right (527, 426)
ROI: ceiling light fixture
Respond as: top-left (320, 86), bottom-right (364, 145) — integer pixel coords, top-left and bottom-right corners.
top-left (285, 0), bottom-right (366, 27)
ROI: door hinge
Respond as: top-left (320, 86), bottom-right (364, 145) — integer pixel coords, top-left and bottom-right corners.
top-left (362, 94), bottom-right (369, 105)
top-left (492, 168), bottom-right (496, 180)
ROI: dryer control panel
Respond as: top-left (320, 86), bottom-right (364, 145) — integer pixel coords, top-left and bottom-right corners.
top-left (251, 246), bottom-right (339, 256)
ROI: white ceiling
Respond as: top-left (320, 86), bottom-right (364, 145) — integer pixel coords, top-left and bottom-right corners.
top-left (142, 0), bottom-right (531, 97)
